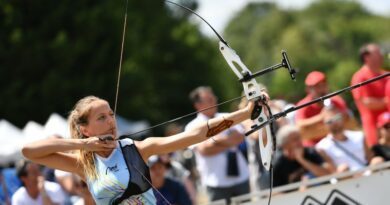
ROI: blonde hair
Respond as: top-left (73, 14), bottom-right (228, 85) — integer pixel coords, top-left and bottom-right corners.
top-left (68, 96), bottom-right (104, 180)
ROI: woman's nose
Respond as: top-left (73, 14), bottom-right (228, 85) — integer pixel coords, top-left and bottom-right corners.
top-left (107, 115), bottom-right (115, 125)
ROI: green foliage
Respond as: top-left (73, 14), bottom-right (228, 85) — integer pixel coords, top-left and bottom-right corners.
top-left (224, 0), bottom-right (390, 108)
top-left (0, 0), bottom-right (235, 133)
top-left (2, 0), bottom-right (389, 135)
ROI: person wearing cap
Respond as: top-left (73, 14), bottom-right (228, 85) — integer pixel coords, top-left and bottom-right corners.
top-left (295, 71), bottom-right (350, 146)
top-left (371, 112), bottom-right (390, 161)
top-left (148, 155), bottom-right (192, 205)
top-left (351, 43), bottom-right (388, 147)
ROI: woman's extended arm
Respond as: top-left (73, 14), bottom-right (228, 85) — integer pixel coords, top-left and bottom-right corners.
top-left (136, 101), bottom-right (256, 161)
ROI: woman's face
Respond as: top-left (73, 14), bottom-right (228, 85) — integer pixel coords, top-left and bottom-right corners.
top-left (81, 100), bottom-right (117, 138)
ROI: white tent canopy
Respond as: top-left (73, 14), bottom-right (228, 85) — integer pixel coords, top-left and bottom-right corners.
top-left (23, 121), bottom-right (45, 141)
top-left (43, 113), bottom-right (70, 138)
top-left (0, 120), bottom-right (24, 165)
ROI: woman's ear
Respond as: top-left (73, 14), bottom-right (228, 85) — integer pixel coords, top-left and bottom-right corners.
top-left (79, 126), bottom-right (90, 137)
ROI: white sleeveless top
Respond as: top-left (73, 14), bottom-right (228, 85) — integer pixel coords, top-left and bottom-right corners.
top-left (86, 139), bottom-right (156, 205)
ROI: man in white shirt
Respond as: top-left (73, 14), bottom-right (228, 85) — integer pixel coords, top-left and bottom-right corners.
top-left (185, 86), bottom-right (250, 203)
top-left (315, 105), bottom-right (373, 172)
top-left (12, 160), bottom-right (65, 205)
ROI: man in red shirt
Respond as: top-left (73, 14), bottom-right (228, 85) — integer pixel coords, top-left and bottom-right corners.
top-left (351, 43), bottom-right (388, 147)
top-left (296, 71), bottom-right (348, 147)
top-left (386, 80), bottom-right (390, 111)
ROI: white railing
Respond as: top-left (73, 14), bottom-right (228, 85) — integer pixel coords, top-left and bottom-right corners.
top-left (205, 161), bottom-right (390, 205)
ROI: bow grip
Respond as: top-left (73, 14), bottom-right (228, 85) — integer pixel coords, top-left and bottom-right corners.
top-left (251, 99), bottom-right (263, 120)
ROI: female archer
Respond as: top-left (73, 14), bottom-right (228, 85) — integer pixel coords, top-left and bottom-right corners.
top-left (21, 94), bottom-right (267, 204)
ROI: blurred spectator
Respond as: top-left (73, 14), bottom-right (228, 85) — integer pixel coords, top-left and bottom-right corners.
top-left (271, 99), bottom-right (295, 127)
top-left (55, 170), bottom-right (76, 205)
top-left (158, 153), bottom-right (197, 205)
top-left (296, 71), bottom-right (355, 147)
top-left (372, 112), bottom-right (390, 161)
top-left (0, 168), bottom-right (11, 205)
top-left (164, 124), bottom-right (197, 177)
top-left (0, 166), bottom-right (21, 205)
top-left (386, 80), bottom-right (390, 111)
top-left (149, 155), bottom-right (192, 205)
top-left (273, 125), bottom-right (332, 187)
top-left (73, 176), bottom-right (94, 205)
top-left (351, 43), bottom-right (388, 146)
top-left (185, 86), bottom-right (250, 203)
top-left (12, 160), bottom-right (66, 205)
top-left (42, 167), bottom-right (56, 183)
top-left (163, 123), bottom-right (197, 204)
top-left (316, 106), bottom-right (373, 173)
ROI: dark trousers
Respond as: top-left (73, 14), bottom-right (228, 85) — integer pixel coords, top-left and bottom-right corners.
top-left (206, 180), bottom-right (250, 204)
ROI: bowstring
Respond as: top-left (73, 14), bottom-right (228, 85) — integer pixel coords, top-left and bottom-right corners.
top-left (113, 1), bottom-right (172, 204)
top-left (114, 0), bottom-right (128, 116)
top-left (121, 95), bottom-right (246, 138)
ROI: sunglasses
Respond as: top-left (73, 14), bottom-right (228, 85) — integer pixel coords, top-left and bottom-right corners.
top-left (383, 124), bottom-right (390, 129)
top-left (324, 114), bottom-right (343, 125)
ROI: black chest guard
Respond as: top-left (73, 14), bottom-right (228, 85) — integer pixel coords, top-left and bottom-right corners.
top-left (112, 140), bottom-right (152, 205)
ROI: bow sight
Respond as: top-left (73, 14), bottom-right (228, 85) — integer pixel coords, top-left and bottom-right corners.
top-left (239, 50), bottom-right (296, 83)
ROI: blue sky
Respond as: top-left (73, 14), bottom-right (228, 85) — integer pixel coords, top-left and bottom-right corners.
top-left (193, 0), bottom-right (390, 37)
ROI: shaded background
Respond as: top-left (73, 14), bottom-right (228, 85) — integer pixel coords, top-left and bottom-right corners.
top-left (1, 0), bottom-right (389, 136)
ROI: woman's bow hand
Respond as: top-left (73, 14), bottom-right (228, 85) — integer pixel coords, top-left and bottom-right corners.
top-left (81, 135), bottom-right (116, 151)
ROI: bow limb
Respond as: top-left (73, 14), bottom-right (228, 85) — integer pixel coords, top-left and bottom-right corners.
top-left (219, 42), bottom-right (263, 101)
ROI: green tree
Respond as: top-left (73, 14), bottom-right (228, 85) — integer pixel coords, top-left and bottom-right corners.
top-left (0, 0), bottom-right (237, 135)
top-left (224, 0), bottom-right (390, 111)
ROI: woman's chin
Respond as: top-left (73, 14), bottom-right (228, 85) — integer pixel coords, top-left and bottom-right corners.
top-left (96, 149), bottom-right (115, 158)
